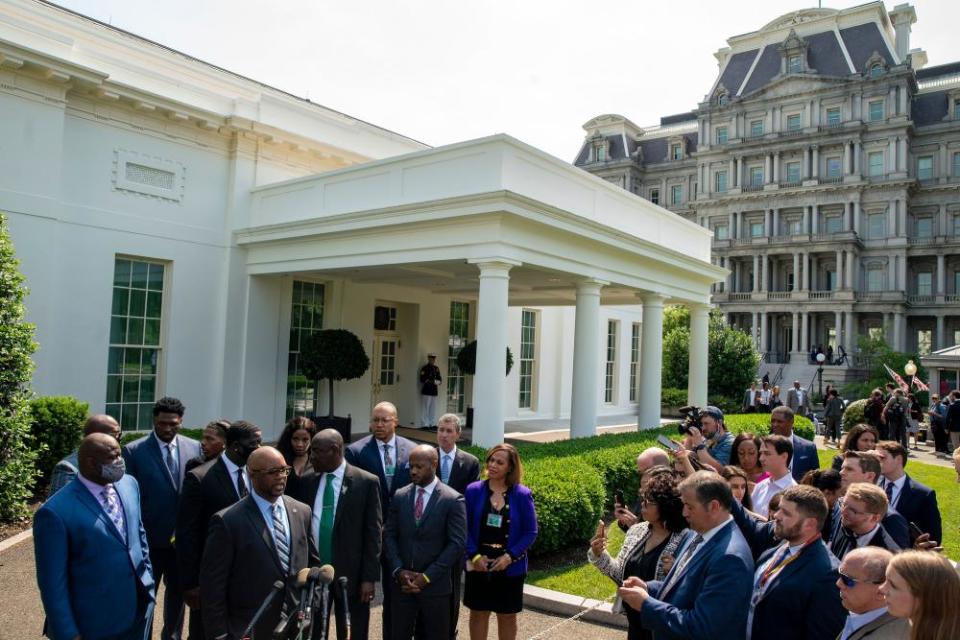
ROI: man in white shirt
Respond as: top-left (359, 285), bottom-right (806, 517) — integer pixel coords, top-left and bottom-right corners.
top-left (836, 548), bottom-right (909, 640)
top-left (751, 435), bottom-right (797, 517)
top-left (786, 381), bottom-right (811, 417)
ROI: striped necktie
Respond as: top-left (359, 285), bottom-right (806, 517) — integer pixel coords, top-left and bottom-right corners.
top-left (99, 484), bottom-right (127, 544)
top-left (832, 527), bottom-right (857, 561)
top-left (273, 503), bottom-right (290, 573)
top-left (660, 534), bottom-right (704, 595)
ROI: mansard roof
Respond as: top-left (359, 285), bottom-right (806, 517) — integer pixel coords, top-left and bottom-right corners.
top-left (912, 91), bottom-right (949, 127)
top-left (838, 22), bottom-right (895, 71)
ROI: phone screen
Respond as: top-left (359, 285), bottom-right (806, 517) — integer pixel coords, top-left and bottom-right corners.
top-left (614, 489), bottom-right (625, 506)
top-left (657, 435), bottom-right (682, 451)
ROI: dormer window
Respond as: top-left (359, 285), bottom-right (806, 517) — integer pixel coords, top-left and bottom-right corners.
top-left (718, 93), bottom-right (729, 107)
top-left (778, 29), bottom-right (810, 76)
top-left (788, 55), bottom-right (802, 73)
top-left (869, 64), bottom-right (884, 78)
top-left (596, 145), bottom-right (607, 162)
top-left (671, 144), bottom-right (682, 160)
top-left (863, 52), bottom-right (888, 79)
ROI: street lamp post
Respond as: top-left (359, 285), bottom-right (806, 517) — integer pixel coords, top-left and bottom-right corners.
top-left (816, 352), bottom-right (826, 399)
top-left (904, 359), bottom-right (917, 379)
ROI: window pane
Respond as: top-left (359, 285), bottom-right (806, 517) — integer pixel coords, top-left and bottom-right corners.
top-left (131, 261), bottom-right (148, 289)
top-left (129, 289), bottom-right (147, 318)
top-left (867, 269), bottom-right (883, 292)
top-left (121, 403), bottom-right (139, 431)
top-left (106, 375), bottom-right (123, 403)
top-left (751, 120), bottom-right (763, 136)
top-left (869, 102), bottom-right (883, 121)
top-left (869, 153), bottom-right (883, 177)
top-left (917, 157), bottom-right (933, 180)
top-left (113, 260), bottom-right (132, 287)
top-left (127, 318), bottom-right (144, 345)
top-left (716, 128), bottom-right (728, 144)
top-left (146, 291), bottom-right (162, 319)
top-left (751, 222), bottom-right (764, 237)
top-left (827, 109), bottom-right (841, 125)
top-left (786, 163), bottom-right (801, 182)
top-left (147, 263), bottom-right (164, 291)
top-left (110, 316), bottom-right (126, 344)
top-left (111, 288), bottom-right (129, 316)
top-left (286, 281), bottom-right (327, 419)
top-left (716, 225), bottom-right (728, 240)
top-left (869, 214), bottom-right (885, 238)
top-left (916, 218), bottom-right (933, 238)
top-left (827, 158), bottom-right (842, 178)
top-left (787, 114), bottom-right (801, 130)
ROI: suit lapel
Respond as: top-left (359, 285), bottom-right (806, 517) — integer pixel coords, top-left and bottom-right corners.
top-left (243, 496), bottom-right (284, 574)
top-left (661, 526), bottom-right (726, 598)
top-left (175, 438), bottom-right (192, 489)
top-left (449, 452), bottom-right (464, 486)
top-left (849, 613), bottom-right (897, 640)
top-left (754, 542), bottom-right (816, 603)
top-left (366, 439), bottom-right (388, 489)
top-left (213, 458), bottom-right (239, 500)
top-left (284, 496), bottom-right (304, 570)
top-left (333, 469), bottom-right (352, 532)
top-left (148, 435), bottom-right (178, 490)
top-left (71, 480), bottom-right (127, 547)
top-left (417, 484), bottom-right (442, 525)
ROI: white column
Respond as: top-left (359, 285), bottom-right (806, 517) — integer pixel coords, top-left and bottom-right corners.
top-left (793, 253), bottom-right (800, 290)
top-left (836, 250), bottom-right (844, 289)
top-left (638, 293), bottom-right (668, 429)
top-left (792, 312), bottom-right (800, 352)
top-left (937, 316), bottom-right (946, 350)
top-left (766, 154), bottom-right (773, 183)
top-left (898, 138), bottom-right (907, 173)
top-left (938, 254), bottom-right (946, 295)
top-left (801, 312), bottom-right (810, 352)
top-left (835, 310), bottom-right (843, 347)
top-left (802, 252), bottom-right (810, 290)
top-left (751, 312), bottom-right (759, 347)
top-left (897, 199), bottom-right (907, 239)
top-left (853, 201), bottom-right (861, 236)
top-left (888, 138), bottom-right (897, 173)
top-left (728, 212), bottom-right (735, 237)
top-left (803, 148), bottom-right (811, 179)
top-left (888, 202), bottom-right (897, 237)
top-left (854, 141), bottom-right (861, 175)
top-left (843, 141), bottom-right (851, 175)
top-left (847, 251), bottom-right (856, 290)
top-left (773, 209), bottom-right (780, 236)
top-left (762, 255), bottom-right (769, 291)
top-left (812, 205), bottom-right (820, 235)
top-left (888, 258), bottom-right (896, 290)
top-left (773, 153), bottom-right (780, 182)
top-left (469, 259), bottom-right (517, 446)
top-left (812, 146), bottom-right (819, 178)
top-left (688, 303), bottom-right (710, 407)
top-left (570, 279), bottom-right (606, 439)
top-left (753, 255), bottom-right (760, 292)
top-left (760, 312), bottom-right (769, 354)
top-left (898, 253), bottom-right (907, 293)
top-left (893, 313), bottom-right (904, 351)
top-left (844, 202), bottom-right (852, 231)
top-left (845, 311), bottom-right (855, 350)
top-left (803, 206), bottom-right (810, 234)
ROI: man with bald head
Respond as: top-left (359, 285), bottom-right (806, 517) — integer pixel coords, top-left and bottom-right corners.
top-left (384, 444), bottom-right (466, 640)
top-left (35, 433), bottom-right (155, 640)
top-left (295, 429), bottom-right (382, 640)
top-left (346, 401), bottom-right (416, 638)
top-left (47, 413), bottom-right (122, 496)
top-left (615, 447), bottom-right (670, 530)
top-left (836, 547), bottom-right (909, 639)
top-left (200, 446), bottom-right (318, 640)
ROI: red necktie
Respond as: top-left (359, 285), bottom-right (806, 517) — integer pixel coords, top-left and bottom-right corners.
top-left (414, 487), bottom-right (425, 522)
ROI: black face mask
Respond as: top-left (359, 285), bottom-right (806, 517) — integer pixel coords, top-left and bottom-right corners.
top-left (228, 442), bottom-right (259, 465)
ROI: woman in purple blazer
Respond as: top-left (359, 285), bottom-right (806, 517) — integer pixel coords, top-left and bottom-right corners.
top-left (463, 443), bottom-right (538, 640)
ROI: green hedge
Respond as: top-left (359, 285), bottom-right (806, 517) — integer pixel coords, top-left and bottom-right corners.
top-left (29, 396), bottom-right (89, 486)
top-left (724, 413), bottom-right (816, 441)
top-left (843, 399), bottom-right (868, 428)
top-left (660, 387), bottom-right (687, 408)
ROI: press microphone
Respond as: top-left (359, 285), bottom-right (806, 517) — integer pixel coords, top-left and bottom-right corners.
top-left (337, 576), bottom-right (351, 639)
top-left (243, 580), bottom-right (284, 640)
top-left (317, 564), bottom-right (336, 640)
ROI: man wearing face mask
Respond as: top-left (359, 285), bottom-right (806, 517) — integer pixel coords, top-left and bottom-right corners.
top-left (682, 406), bottom-right (735, 473)
top-left (175, 420), bottom-right (261, 640)
top-left (35, 433), bottom-right (156, 640)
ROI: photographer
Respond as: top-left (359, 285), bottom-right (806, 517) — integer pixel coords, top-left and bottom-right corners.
top-left (681, 406), bottom-right (734, 473)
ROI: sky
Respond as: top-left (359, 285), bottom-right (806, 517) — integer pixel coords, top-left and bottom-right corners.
top-left (53, 0), bottom-right (959, 162)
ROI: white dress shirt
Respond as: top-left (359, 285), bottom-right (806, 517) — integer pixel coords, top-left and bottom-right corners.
top-left (311, 460), bottom-right (346, 544)
top-left (413, 476), bottom-right (440, 514)
top-left (751, 470), bottom-right (797, 517)
top-left (251, 489), bottom-right (290, 551)
top-left (882, 475), bottom-right (906, 510)
top-left (220, 453), bottom-right (249, 498)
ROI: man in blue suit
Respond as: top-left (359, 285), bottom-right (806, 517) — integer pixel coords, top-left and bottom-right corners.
top-left (770, 406), bottom-right (819, 482)
top-left (619, 471), bottom-right (754, 640)
top-left (345, 400), bottom-right (414, 640)
top-left (35, 433), bottom-right (155, 640)
top-left (731, 485), bottom-right (845, 640)
top-left (875, 441), bottom-right (942, 544)
top-left (123, 396), bottom-right (200, 640)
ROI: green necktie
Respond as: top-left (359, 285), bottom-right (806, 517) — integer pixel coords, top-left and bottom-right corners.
top-left (318, 473), bottom-right (336, 565)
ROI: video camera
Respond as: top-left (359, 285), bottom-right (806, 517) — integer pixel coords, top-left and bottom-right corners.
top-left (677, 405), bottom-right (703, 436)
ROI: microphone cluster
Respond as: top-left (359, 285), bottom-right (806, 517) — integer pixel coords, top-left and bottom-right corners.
top-left (272, 564), bottom-right (344, 640)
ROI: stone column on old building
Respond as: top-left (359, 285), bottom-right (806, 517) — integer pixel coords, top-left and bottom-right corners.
top-left (938, 254), bottom-right (946, 298)
top-left (836, 250), bottom-right (844, 290)
top-left (762, 255), bottom-right (770, 291)
top-left (793, 253), bottom-right (800, 290)
top-left (753, 255), bottom-right (760, 292)
top-left (845, 311), bottom-right (855, 351)
top-left (792, 312), bottom-right (800, 353)
top-left (760, 312), bottom-right (769, 357)
top-left (937, 315), bottom-right (945, 350)
top-left (853, 201), bottom-right (861, 236)
top-left (802, 252), bottom-right (810, 290)
top-left (893, 313), bottom-right (904, 351)
top-left (570, 279), bottom-right (606, 439)
top-left (835, 310), bottom-right (843, 348)
top-left (846, 251), bottom-right (856, 290)
top-left (803, 205), bottom-right (811, 234)
top-left (812, 146), bottom-right (820, 178)
top-left (638, 293), bottom-right (668, 429)
top-left (688, 303), bottom-right (710, 407)
top-left (801, 312), bottom-right (810, 353)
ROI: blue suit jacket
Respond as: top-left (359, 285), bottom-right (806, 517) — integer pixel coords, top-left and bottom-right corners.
top-left (123, 433), bottom-right (200, 549)
top-left (34, 475), bottom-right (155, 640)
top-left (749, 540), bottom-right (846, 640)
top-left (463, 481), bottom-right (538, 577)
top-left (345, 434), bottom-right (414, 513)
top-left (790, 434), bottom-right (819, 482)
top-left (894, 474), bottom-right (941, 543)
top-left (640, 520), bottom-right (754, 640)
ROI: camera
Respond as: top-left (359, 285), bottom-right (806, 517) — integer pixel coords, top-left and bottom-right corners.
top-left (677, 405), bottom-right (703, 435)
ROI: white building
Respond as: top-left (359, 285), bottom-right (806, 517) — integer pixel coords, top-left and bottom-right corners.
top-left (0, 0), bottom-right (721, 444)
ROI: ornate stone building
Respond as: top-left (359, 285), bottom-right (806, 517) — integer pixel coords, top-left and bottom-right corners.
top-left (575, 2), bottom-right (960, 386)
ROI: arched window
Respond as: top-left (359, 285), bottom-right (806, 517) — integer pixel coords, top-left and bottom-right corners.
top-left (869, 64), bottom-right (884, 79)
top-left (718, 93), bottom-right (729, 107)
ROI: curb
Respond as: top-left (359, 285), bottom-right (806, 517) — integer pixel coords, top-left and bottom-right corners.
top-left (522, 584), bottom-right (627, 629)
top-left (0, 528), bottom-right (33, 554)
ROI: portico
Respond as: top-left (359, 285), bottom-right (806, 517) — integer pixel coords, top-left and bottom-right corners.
top-left (236, 135), bottom-right (723, 445)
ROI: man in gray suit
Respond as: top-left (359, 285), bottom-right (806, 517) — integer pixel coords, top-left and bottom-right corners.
top-left (786, 381), bottom-right (811, 418)
top-left (836, 547), bottom-right (909, 640)
top-left (384, 445), bottom-right (466, 640)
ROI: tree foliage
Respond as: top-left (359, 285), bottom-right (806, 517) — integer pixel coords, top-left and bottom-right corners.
top-left (455, 340), bottom-right (514, 376)
top-left (0, 214), bottom-right (39, 522)
top-left (661, 307), bottom-right (759, 404)
top-left (30, 396), bottom-right (89, 487)
top-left (843, 335), bottom-right (928, 404)
top-left (299, 329), bottom-right (370, 417)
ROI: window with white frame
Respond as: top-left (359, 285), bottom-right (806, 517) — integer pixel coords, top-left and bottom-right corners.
top-left (788, 218), bottom-right (803, 235)
top-left (106, 257), bottom-right (166, 430)
top-left (671, 184), bottom-right (682, 204)
top-left (750, 120), bottom-right (764, 137)
top-left (954, 152), bottom-right (960, 177)
top-left (649, 188), bottom-right (660, 205)
top-left (918, 330), bottom-right (932, 356)
top-left (788, 55), bottom-right (802, 73)
top-left (595, 144), bottom-right (607, 162)
top-left (787, 114), bottom-right (802, 131)
top-left (916, 217), bottom-right (934, 238)
top-left (715, 170), bottom-right (728, 192)
top-left (286, 280), bottom-right (326, 419)
top-left (750, 166), bottom-right (764, 186)
top-left (826, 107), bottom-right (841, 126)
top-left (671, 144), bottom-right (682, 160)
top-left (868, 152), bottom-right (884, 177)
top-left (825, 215), bottom-right (842, 234)
top-left (917, 272), bottom-right (933, 296)
top-left (954, 215), bottom-right (960, 237)
top-left (917, 156), bottom-right (934, 181)
top-left (630, 323), bottom-right (640, 403)
top-left (826, 269), bottom-right (837, 291)
top-left (446, 301), bottom-right (469, 414)
top-left (827, 157), bottom-right (842, 178)
top-left (868, 213), bottom-right (885, 239)
top-left (869, 100), bottom-right (884, 122)
top-left (750, 221), bottom-right (764, 237)
top-left (518, 309), bottom-right (538, 410)
top-left (716, 127), bottom-right (728, 144)
top-left (955, 271), bottom-right (960, 294)
top-left (786, 162), bottom-right (801, 183)
top-left (867, 267), bottom-right (884, 292)
top-left (605, 320), bottom-right (619, 403)
top-left (715, 224), bottom-right (729, 240)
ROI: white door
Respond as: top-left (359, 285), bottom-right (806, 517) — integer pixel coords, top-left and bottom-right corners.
top-left (371, 334), bottom-right (400, 407)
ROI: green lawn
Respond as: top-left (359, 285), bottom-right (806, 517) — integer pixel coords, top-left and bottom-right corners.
top-left (527, 452), bottom-right (958, 598)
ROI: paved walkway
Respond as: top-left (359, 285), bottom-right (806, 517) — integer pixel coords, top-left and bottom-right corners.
top-left (0, 536), bottom-right (622, 640)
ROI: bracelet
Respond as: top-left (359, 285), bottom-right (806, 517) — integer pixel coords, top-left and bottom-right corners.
top-left (471, 553), bottom-right (483, 564)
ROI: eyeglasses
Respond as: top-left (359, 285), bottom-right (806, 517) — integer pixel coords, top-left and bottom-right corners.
top-left (838, 571), bottom-right (883, 588)
top-left (370, 417), bottom-right (395, 425)
top-left (250, 466), bottom-right (292, 477)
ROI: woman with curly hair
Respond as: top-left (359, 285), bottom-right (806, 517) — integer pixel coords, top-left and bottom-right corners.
top-left (588, 471), bottom-right (687, 640)
top-left (831, 423), bottom-right (878, 470)
top-left (880, 550), bottom-right (960, 639)
top-left (277, 416), bottom-right (317, 491)
top-left (729, 433), bottom-right (767, 484)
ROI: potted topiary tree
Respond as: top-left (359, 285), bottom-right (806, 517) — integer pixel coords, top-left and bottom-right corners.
top-left (299, 329), bottom-right (370, 443)
top-left (455, 340), bottom-right (514, 434)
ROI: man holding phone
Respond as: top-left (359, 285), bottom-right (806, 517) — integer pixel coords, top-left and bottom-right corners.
top-left (681, 406), bottom-right (734, 473)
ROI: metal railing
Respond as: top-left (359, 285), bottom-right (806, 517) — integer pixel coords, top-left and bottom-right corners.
top-left (809, 291), bottom-right (834, 300)
top-left (908, 295), bottom-right (936, 305)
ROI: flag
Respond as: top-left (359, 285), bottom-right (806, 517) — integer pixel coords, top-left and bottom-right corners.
top-left (912, 375), bottom-right (930, 392)
top-left (883, 363), bottom-right (910, 393)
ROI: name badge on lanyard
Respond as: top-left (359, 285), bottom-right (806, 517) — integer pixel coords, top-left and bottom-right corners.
top-left (385, 465), bottom-right (396, 477)
top-left (486, 513), bottom-right (503, 528)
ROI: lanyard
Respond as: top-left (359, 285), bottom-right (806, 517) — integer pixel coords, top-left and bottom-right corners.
top-left (757, 534), bottom-right (820, 589)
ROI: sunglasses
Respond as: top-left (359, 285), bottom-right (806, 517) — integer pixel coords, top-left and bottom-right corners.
top-left (838, 571), bottom-right (883, 588)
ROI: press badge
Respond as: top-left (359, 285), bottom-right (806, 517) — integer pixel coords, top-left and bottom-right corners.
top-left (385, 465), bottom-right (396, 477)
top-left (486, 513), bottom-right (503, 528)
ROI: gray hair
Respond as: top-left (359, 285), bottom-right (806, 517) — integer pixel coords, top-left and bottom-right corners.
top-left (437, 413), bottom-right (461, 432)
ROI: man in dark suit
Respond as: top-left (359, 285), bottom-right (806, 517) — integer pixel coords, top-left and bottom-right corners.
top-left (619, 471), bottom-right (754, 640)
top-left (123, 396), bottom-right (201, 640)
top-left (770, 406), bottom-right (819, 482)
top-left (200, 446), bottom-right (319, 640)
top-left (298, 429), bottom-right (382, 640)
top-left (836, 547), bottom-right (910, 640)
top-left (184, 419), bottom-right (230, 473)
top-left (736, 485), bottom-right (845, 640)
top-left (875, 441), bottom-right (942, 543)
top-left (836, 451), bottom-right (910, 549)
top-left (345, 400), bottom-right (415, 637)
top-left (176, 420), bottom-right (262, 640)
top-left (35, 433), bottom-right (156, 640)
top-left (829, 484), bottom-right (901, 560)
top-left (384, 445), bottom-right (467, 640)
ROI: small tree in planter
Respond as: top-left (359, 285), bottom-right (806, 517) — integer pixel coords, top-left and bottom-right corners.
top-left (455, 340), bottom-right (514, 436)
top-left (300, 329), bottom-right (370, 441)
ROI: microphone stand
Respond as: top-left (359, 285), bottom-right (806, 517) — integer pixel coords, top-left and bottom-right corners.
top-left (243, 580), bottom-right (285, 640)
top-left (318, 582), bottom-right (331, 640)
top-left (338, 576), bottom-right (351, 640)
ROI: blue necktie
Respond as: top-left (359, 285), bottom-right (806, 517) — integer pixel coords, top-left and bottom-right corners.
top-left (441, 454), bottom-right (452, 484)
top-left (273, 503), bottom-right (290, 573)
top-left (165, 443), bottom-right (179, 488)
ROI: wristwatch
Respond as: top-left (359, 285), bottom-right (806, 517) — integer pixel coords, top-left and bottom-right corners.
top-left (693, 443), bottom-right (707, 453)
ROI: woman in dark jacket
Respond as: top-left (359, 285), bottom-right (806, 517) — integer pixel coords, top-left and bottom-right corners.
top-left (463, 444), bottom-right (538, 640)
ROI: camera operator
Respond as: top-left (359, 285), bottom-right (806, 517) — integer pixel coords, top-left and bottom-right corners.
top-left (681, 406), bottom-right (734, 473)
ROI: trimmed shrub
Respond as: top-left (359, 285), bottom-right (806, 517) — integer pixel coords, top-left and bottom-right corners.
top-left (523, 457), bottom-right (605, 555)
top-left (843, 399), bottom-right (868, 429)
top-left (0, 213), bottom-right (40, 522)
top-left (708, 394), bottom-right (741, 415)
top-left (455, 340), bottom-right (514, 376)
top-left (30, 396), bottom-right (89, 485)
top-left (724, 413), bottom-right (816, 441)
top-left (661, 387), bottom-right (687, 408)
